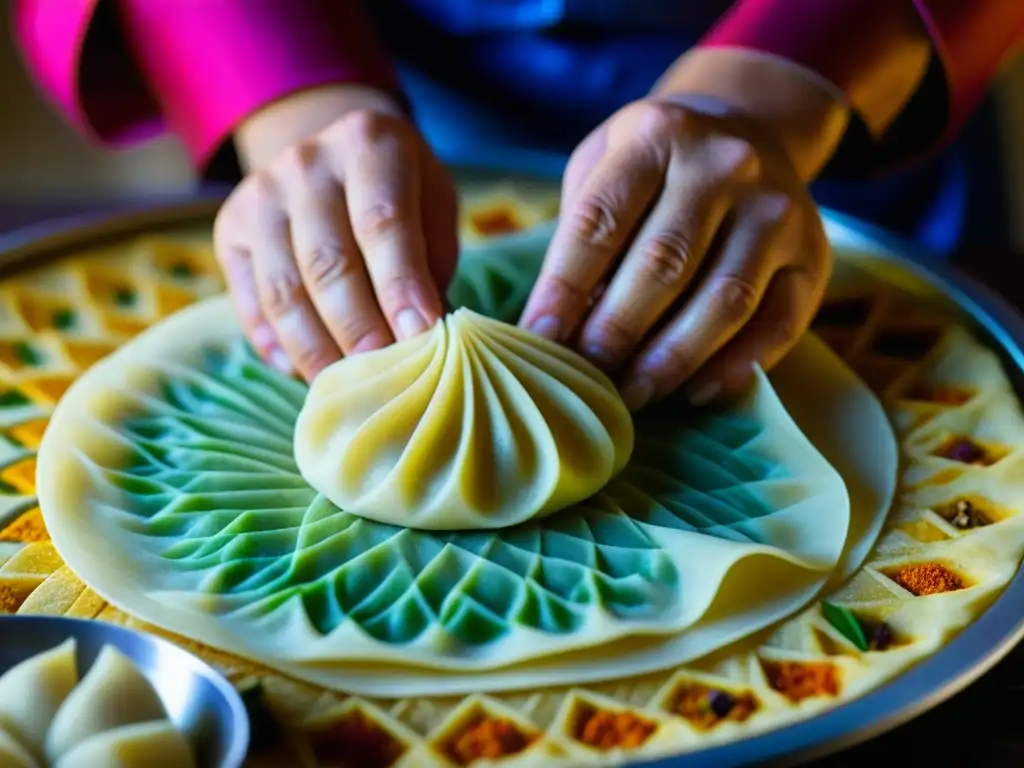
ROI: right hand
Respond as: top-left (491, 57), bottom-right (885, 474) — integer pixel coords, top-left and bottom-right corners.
top-left (214, 93), bottom-right (459, 381)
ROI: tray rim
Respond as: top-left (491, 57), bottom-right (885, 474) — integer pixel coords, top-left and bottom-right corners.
top-left (1, 198), bottom-right (1023, 768)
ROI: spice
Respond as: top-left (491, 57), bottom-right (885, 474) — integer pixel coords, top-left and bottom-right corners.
top-left (470, 208), bottom-right (521, 237)
top-left (50, 308), bottom-right (76, 330)
top-left (12, 342), bottom-right (42, 367)
top-left (0, 390), bottom-right (29, 407)
top-left (113, 287), bottom-right (137, 307)
top-left (0, 584), bottom-right (23, 613)
top-left (307, 710), bottom-right (405, 768)
top-left (890, 563), bottom-right (964, 596)
top-left (672, 685), bottom-right (758, 730)
top-left (937, 499), bottom-right (989, 530)
top-left (448, 716), bottom-right (532, 765)
top-left (763, 661), bottom-right (840, 703)
top-left (1, 457), bottom-right (37, 495)
top-left (8, 418), bottom-right (49, 450)
top-left (0, 508), bottom-right (49, 543)
top-left (821, 601), bottom-right (868, 651)
top-left (905, 384), bottom-right (973, 406)
top-left (576, 708), bottom-right (656, 750)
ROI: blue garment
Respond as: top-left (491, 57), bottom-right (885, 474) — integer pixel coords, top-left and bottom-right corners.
top-left (368, 0), bottom-right (967, 255)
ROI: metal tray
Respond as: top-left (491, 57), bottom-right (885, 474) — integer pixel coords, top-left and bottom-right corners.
top-left (1, 199), bottom-right (1023, 768)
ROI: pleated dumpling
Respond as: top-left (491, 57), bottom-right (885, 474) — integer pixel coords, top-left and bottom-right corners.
top-left (0, 727), bottom-right (39, 768)
top-left (54, 721), bottom-right (195, 768)
top-left (0, 639), bottom-right (77, 754)
top-left (296, 309), bottom-right (635, 530)
top-left (45, 646), bottom-right (167, 763)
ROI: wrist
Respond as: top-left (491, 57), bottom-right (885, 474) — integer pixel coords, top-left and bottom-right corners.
top-left (654, 47), bottom-right (851, 181)
top-left (234, 84), bottom-right (405, 172)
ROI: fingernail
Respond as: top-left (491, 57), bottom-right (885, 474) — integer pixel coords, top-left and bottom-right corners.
top-left (528, 316), bottom-right (563, 342)
top-left (621, 377), bottom-right (654, 412)
top-left (688, 381), bottom-right (722, 407)
top-left (267, 347), bottom-right (293, 374)
top-left (582, 343), bottom-right (617, 370)
top-left (395, 308), bottom-right (429, 340)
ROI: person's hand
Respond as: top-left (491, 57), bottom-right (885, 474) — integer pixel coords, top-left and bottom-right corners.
top-left (214, 86), bottom-right (458, 381)
top-left (520, 49), bottom-right (851, 411)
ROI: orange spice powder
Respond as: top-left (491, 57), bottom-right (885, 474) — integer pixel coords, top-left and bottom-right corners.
top-left (0, 508), bottom-right (49, 543)
top-left (307, 711), bottom-right (405, 768)
top-left (764, 661), bottom-right (840, 703)
top-left (891, 563), bottom-right (964, 596)
top-left (673, 685), bottom-right (758, 730)
top-left (577, 709), bottom-right (656, 750)
top-left (0, 584), bottom-right (24, 613)
top-left (449, 717), bottom-right (533, 765)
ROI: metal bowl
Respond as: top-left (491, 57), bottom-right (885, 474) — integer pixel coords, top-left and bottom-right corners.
top-left (0, 615), bottom-right (249, 768)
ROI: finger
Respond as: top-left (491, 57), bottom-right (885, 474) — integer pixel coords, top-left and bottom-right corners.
top-left (559, 127), bottom-right (607, 213)
top-left (617, 193), bottom-right (793, 411)
top-left (213, 197), bottom-right (281, 363)
top-left (521, 134), bottom-right (666, 342)
top-left (338, 113), bottom-right (445, 340)
top-left (281, 142), bottom-right (394, 356)
top-left (249, 177), bottom-right (341, 380)
top-left (419, 150), bottom-right (460, 296)
top-left (578, 135), bottom-right (760, 372)
top-left (683, 264), bottom-right (827, 403)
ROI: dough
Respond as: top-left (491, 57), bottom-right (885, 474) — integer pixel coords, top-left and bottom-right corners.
top-left (295, 308), bottom-right (634, 530)
top-left (53, 721), bottom-right (195, 768)
top-left (0, 640), bottom-right (77, 755)
top-left (46, 646), bottom-right (167, 762)
top-left (0, 727), bottom-right (39, 768)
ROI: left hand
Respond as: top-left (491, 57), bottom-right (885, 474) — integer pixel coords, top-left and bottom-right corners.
top-left (520, 60), bottom-right (842, 411)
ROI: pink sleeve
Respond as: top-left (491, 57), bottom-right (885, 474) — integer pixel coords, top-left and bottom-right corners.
top-left (12, 0), bottom-right (399, 170)
top-left (700, 0), bottom-right (1024, 145)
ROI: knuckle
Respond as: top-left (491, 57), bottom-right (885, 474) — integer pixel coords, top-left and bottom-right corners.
top-left (260, 268), bottom-right (305, 318)
top-left (541, 273), bottom-right (594, 311)
top-left (302, 243), bottom-right (359, 288)
top-left (340, 109), bottom-right (408, 146)
top-left (356, 201), bottom-right (408, 245)
top-left (645, 343), bottom-right (693, 381)
top-left (754, 193), bottom-right (795, 228)
top-left (587, 315), bottom-right (641, 355)
top-left (293, 344), bottom-right (339, 376)
top-left (709, 274), bottom-right (761, 323)
top-left (626, 100), bottom-right (680, 139)
top-left (278, 141), bottom-right (322, 176)
top-left (374, 276), bottom-right (423, 313)
top-left (637, 233), bottom-right (695, 287)
top-left (567, 196), bottom-right (620, 249)
top-left (714, 136), bottom-right (760, 180)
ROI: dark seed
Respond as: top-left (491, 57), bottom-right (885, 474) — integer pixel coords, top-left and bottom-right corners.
top-left (707, 690), bottom-right (736, 718)
top-left (943, 439), bottom-right (986, 464)
top-left (870, 623), bottom-right (893, 651)
top-left (113, 288), bottom-right (137, 307)
top-left (51, 308), bottom-right (75, 330)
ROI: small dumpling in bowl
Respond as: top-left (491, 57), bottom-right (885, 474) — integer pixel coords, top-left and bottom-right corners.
top-left (53, 721), bottom-right (195, 768)
top-left (0, 726), bottom-right (39, 768)
top-left (0, 639), bottom-right (77, 755)
top-left (45, 646), bottom-right (167, 763)
top-left (296, 309), bottom-right (635, 530)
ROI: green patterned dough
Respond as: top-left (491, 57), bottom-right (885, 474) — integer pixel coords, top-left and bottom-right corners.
top-left (105, 340), bottom-right (794, 647)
